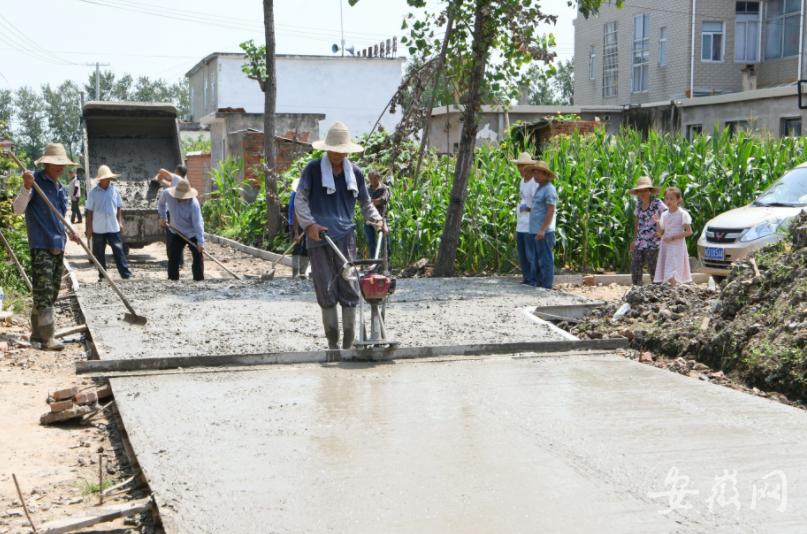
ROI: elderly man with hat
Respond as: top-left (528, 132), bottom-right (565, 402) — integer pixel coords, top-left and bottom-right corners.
top-left (529, 160), bottom-right (559, 290)
top-left (511, 152), bottom-right (540, 286)
top-left (85, 165), bottom-right (132, 280)
top-left (12, 143), bottom-right (80, 350)
top-left (159, 178), bottom-right (205, 281)
top-left (294, 121), bottom-right (386, 350)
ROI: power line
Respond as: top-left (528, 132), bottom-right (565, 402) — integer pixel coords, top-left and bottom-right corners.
top-left (0, 14), bottom-right (80, 66)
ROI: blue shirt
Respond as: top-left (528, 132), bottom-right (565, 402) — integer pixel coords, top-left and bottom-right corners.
top-left (529, 182), bottom-right (558, 234)
top-left (25, 171), bottom-right (68, 251)
top-left (85, 184), bottom-right (123, 234)
top-left (163, 196), bottom-right (205, 245)
top-left (298, 159), bottom-right (370, 247)
top-left (157, 174), bottom-right (183, 220)
top-left (289, 191), bottom-right (296, 228)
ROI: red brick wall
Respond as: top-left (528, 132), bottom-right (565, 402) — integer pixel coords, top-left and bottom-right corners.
top-left (241, 131), bottom-right (312, 187)
top-left (186, 153), bottom-right (211, 203)
top-left (544, 120), bottom-right (598, 141)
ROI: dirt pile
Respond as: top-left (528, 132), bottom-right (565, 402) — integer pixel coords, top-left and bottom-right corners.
top-left (573, 211), bottom-right (807, 403)
top-left (114, 179), bottom-right (161, 209)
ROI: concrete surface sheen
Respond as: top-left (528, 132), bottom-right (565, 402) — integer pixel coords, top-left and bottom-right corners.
top-left (78, 278), bottom-right (587, 360)
top-left (112, 355), bottom-right (807, 534)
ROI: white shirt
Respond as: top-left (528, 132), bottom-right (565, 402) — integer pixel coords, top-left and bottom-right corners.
top-left (516, 178), bottom-right (538, 233)
top-left (69, 177), bottom-right (80, 200)
top-left (659, 207), bottom-right (692, 229)
top-left (85, 184), bottom-right (123, 234)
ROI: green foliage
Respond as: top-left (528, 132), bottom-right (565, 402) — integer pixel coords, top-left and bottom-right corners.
top-left (202, 158), bottom-right (268, 247)
top-left (181, 134), bottom-right (212, 156)
top-left (83, 71), bottom-right (190, 117)
top-left (240, 40), bottom-right (268, 91)
top-left (14, 86), bottom-right (47, 161)
top-left (41, 81), bottom-right (82, 157)
top-left (0, 171), bottom-right (32, 309)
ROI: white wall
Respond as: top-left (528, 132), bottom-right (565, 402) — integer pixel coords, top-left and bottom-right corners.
top-left (215, 55), bottom-right (404, 137)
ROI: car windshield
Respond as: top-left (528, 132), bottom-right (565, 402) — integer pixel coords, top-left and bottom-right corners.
top-left (753, 167), bottom-right (807, 207)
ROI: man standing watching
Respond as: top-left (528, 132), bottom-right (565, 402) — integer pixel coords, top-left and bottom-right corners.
top-left (68, 169), bottom-right (82, 223)
top-left (530, 161), bottom-right (558, 290)
top-left (294, 122), bottom-right (385, 350)
top-left (364, 169), bottom-right (390, 259)
top-left (12, 143), bottom-right (80, 351)
top-left (511, 152), bottom-right (539, 286)
top-left (159, 178), bottom-right (205, 281)
top-left (85, 165), bottom-right (132, 280)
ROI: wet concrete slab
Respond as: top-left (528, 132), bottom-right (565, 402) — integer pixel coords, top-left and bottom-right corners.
top-left (110, 354), bottom-right (807, 533)
top-left (76, 277), bottom-right (587, 359)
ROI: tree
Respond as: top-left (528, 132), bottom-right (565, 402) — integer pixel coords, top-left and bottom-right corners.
top-left (523, 64), bottom-right (559, 105)
top-left (13, 86), bottom-right (47, 161)
top-left (554, 59), bottom-right (574, 105)
top-left (0, 89), bottom-right (12, 139)
top-left (171, 78), bottom-right (191, 118)
top-left (362, 0), bottom-right (612, 275)
top-left (42, 81), bottom-right (82, 157)
top-left (239, 0), bottom-right (282, 239)
top-left (131, 76), bottom-right (173, 102)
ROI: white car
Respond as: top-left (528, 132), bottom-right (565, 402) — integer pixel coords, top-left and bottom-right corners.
top-left (697, 163), bottom-right (807, 278)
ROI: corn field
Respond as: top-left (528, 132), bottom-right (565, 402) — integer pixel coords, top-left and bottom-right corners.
top-left (202, 127), bottom-right (807, 274)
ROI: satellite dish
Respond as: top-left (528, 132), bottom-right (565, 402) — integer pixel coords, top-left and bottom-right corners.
top-left (346, 46), bottom-right (355, 56)
top-left (331, 43), bottom-right (339, 54)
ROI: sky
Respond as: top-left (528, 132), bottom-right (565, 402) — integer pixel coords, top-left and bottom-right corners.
top-left (0, 0), bottom-right (576, 91)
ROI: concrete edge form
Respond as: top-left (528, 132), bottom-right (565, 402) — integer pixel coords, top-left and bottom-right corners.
top-left (75, 338), bottom-right (630, 375)
top-left (204, 233), bottom-right (293, 266)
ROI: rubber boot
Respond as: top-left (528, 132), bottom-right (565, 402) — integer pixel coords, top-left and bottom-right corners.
top-left (292, 255), bottom-right (300, 279)
top-left (341, 305), bottom-right (356, 349)
top-left (321, 306), bottom-right (340, 350)
top-left (29, 310), bottom-right (43, 345)
top-left (38, 307), bottom-right (64, 351)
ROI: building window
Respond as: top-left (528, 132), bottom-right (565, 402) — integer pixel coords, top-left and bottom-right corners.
top-left (702, 22), bottom-right (724, 62)
top-left (659, 27), bottom-right (667, 66)
top-left (735, 2), bottom-right (761, 62)
top-left (781, 117), bottom-right (802, 136)
top-left (765, 0), bottom-right (801, 59)
top-left (686, 124), bottom-right (703, 140)
top-left (725, 119), bottom-right (750, 134)
top-left (589, 45), bottom-right (597, 80)
top-left (603, 22), bottom-right (618, 98)
top-left (632, 15), bottom-right (650, 93)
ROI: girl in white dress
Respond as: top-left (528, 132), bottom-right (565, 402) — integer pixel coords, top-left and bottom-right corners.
top-left (652, 187), bottom-right (693, 285)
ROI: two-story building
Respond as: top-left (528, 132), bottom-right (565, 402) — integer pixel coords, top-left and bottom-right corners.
top-left (574, 1), bottom-right (807, 136)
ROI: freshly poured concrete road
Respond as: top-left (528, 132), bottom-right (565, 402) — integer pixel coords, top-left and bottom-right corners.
top-left (109, 354), bottom-right (807, 533)
top-left (71, 276), bottom-right (807, 532)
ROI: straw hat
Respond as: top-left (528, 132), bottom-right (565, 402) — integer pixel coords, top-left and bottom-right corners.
top-left (168, 178), bottom-right (198, 200)
top-left (35, 143), bottom-right (78, 166)
top-left (532, 160), bottom-right (556, 180)
top-left (511, 152), bottom-right (539, 167)
top-left (628, 176), bottom-right (660, 195)
top-left (312, 121), bottom-right (364, 153)
top-left (93, 165), bottom-right (120, 182)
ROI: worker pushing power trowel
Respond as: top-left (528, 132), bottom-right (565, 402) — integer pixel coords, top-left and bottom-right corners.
top-left (294, 121), bottom-right (389, 350)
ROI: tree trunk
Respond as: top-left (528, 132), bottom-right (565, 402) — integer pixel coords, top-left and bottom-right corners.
top-left (263, 0), bottom-right (281, 238)
top-left (434, 0), bottom-right (493, 276)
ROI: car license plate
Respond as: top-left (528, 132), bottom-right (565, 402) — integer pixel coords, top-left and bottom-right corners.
top-left (704, 247), bottom-right (725, 261)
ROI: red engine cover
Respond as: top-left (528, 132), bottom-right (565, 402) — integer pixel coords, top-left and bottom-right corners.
top-left (360, 273), bottom-right (392, 301)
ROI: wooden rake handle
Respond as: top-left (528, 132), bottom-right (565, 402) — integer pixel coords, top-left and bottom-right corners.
top-left (167, 223), bottom-right (241, 280)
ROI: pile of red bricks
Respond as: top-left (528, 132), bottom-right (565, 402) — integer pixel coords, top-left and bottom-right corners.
top-left (40, 384), bottom-right (113, 425)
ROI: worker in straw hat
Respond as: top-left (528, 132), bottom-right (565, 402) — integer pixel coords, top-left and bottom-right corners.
top-left (159, 178), bottom-right (206, 281)
top-left (294, 121), bottom-right (386, 350)
top-left (529, 160), bottom-right (559, 289)
top-left (12, 143), bottom-right (81, 351)
top-left (628, 176), bottom-right (666, 285)
top-left (85, 165), bottom-right (132, 280)
top-left (511, 152), bottom-right (540, 286)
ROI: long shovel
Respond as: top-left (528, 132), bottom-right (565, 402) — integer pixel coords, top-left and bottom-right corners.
top-left (8, 153), bottom-right (147, 325)
top-left (0, 228), bottom-right (32, 292)
top-left (264, 240), bottom-right (298, 280)
top-left (166, 223), bottom-right (241, 280)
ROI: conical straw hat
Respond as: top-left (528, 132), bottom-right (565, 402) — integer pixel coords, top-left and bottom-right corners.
top-left (93, 165), bottom-right (120, 181)
top-left (511, 152), bottom-right (539, 167)
top-left (34, 143), bottom-right (78, 166)
top-left (628, 176), bottom-right (660, 195)
top-left (168, 178), bottom-right (198, 200)
top-left (312, 121), bottom-right (364, 153)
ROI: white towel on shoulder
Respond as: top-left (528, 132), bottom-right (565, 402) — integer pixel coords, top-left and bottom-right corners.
top-left (320, 156), bottom-right (358, 198)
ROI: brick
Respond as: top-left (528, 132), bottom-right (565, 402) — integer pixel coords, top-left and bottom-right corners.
top-left (50, 386), bottom-right (78, 401)
top-left (40, 405), bottom-right (93, 425)
top-left (96, 384), bottom-right (113, 401)
top-left (74, 391), bottom-right (98, 406)
top-left (50, 399), bottom-right (75, 413)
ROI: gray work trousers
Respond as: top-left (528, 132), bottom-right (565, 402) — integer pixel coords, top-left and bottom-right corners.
top-left (308, 232), bottom-right (360, 308)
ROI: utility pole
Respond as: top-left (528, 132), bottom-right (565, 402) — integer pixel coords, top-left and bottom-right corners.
top-left (339, 0), bottom-right (345, 57)
top-left (84, 62), bottom-right (111, 100)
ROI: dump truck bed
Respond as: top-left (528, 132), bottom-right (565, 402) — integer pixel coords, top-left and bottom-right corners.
top-left (82, 101), bottom-right (181, 249)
